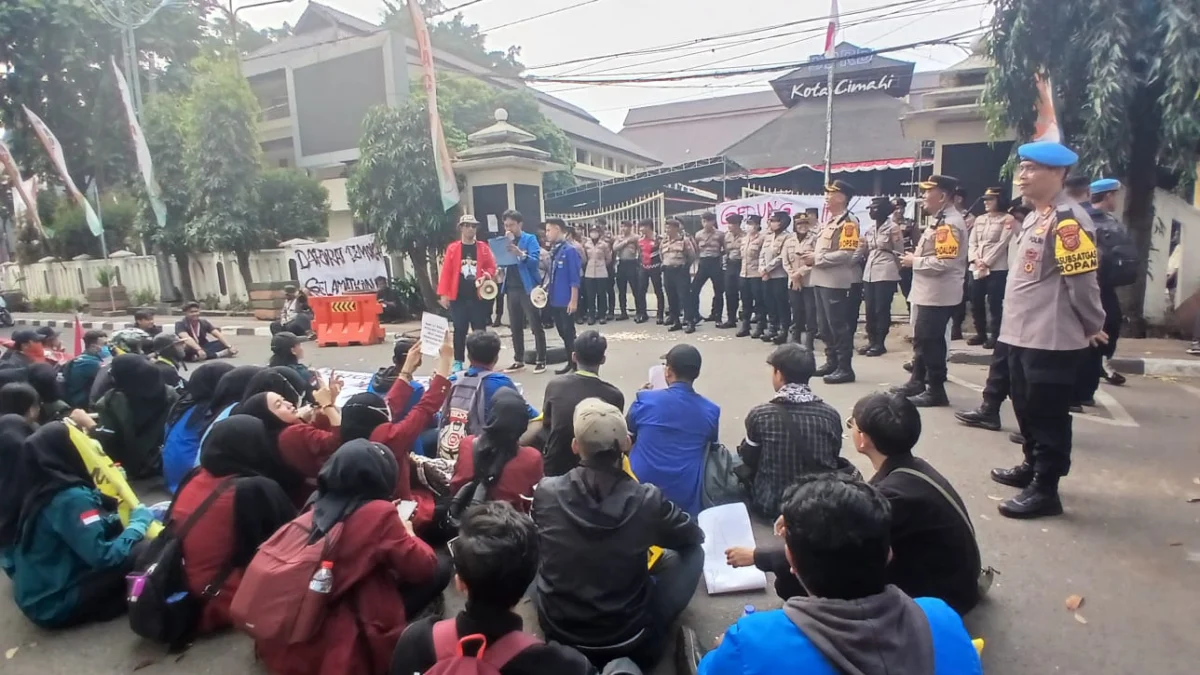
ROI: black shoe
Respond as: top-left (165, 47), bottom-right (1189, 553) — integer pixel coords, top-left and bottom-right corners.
top-left (717, 321), bottom-right (737, 329)
top-left (655, 314), bottom-right (665, 325)
top-left (704, 314), bottom-right (721, 323)
top-left (823, 367), bottom-right (856, 385)
top-left (668, 323), bottom-right (683, 332)
top-left (736, 326), bottom-right (751, 337)
top-left (606, 313), bottom-right (615, 321)
top-left (1009, 431), bottom-right (1025, 445)
top-left (857, 344), bottom-right (871, 355)
top-left (909, 385), bottom-right (949, 407)
top-left (998, 481), bottom-right (1063, 519)
top-left (771, 333), bottom-right (787, 345)
top-left (890, 380), bottom-right (924, 397)
top-left (684, 323), bottom-right (696, 334)
top-left (902, 360), bottom-right (914, 373)
top-left (951, 326), bottom-right (964, 341)
top-left (1104, 369), bottom-right (1126, 386)
top-left (633, 315), bottom-right (647, 324)
top-left (966, 334), bottom-right (987, 346)
top-left (865, 345), bottom-right (887, 357)
top-left (491, 319), bottom-right (503, 328)
top-left (814, 362), bottom-right (837, 377)
top-left (760, 331), bottom-right (776, 343)
top-left (599, 318), bottom-right (608, 325)
top-left (991, 463), bottom-right (1034, 489)
top-left (1079, 398), bottom-right (1096, 407)
top-left (750, 328), bottom-right (764, 339)
top-left (1068, 403), bottom-right (1084, 413)
top-left (984, 338), bottom-right (997, 350)
top-left (616, 312), bottom-right (630, 321)
top-left (554, 362), bottom-right (576, 375)
top-left (955, 405), bottom-right (1001, 430)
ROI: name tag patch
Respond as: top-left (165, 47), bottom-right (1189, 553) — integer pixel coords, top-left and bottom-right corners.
top-left (1054, 218), bottom-right (1099, 276)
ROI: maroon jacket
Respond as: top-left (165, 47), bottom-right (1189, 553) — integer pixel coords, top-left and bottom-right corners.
top-left (449, 436), bottom-right (544, 514)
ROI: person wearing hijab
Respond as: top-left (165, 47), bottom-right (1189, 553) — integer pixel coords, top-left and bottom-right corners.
top-left (243, 365), bottom-right (313, 407)
top-left (170, 415), bottom-right (299, 634)
top-left (28, 363), bottom-right (71, 424)
top-left (94, 354), bottom-right (179, 479)
top-left (233, 391), bottom-right (312, 505)
top-left (254, 440), bottom-right (450, 675)
top-left (268, 331), bottom-right (315, 388)
top-left (1, 422), bottom-right (155, 628)
top-left (196, 365), bottom-right (265, 456)
top-left (161, 361), bottom-right (236, 493)
top-left (449, 387), bottom-right (543, 514)
top-left (0, 414), bottom-right (36, 550)
top-left (0, 382), bottom-right (40, 423)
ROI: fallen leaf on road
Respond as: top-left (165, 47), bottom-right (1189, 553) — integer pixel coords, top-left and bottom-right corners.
top-left (1169, 541), bottom-right (1183, 547)
top-left (986, 494), bottom-right (1003, 501)
top-left (1187, 497), bottom-right (1200, 504)
top-left (5, 647), bottom-right (16, 660)
top-left (1074, 613), bottom-right (1088, 625)
top-left (1065, 594), bottom-right (1084, 611)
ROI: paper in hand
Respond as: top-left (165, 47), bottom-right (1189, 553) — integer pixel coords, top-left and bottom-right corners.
top-left (698, 502), bottom-right (768, 595)
top-left (419, 312), bottom-right (448, 356)
top-left (648, 364), bottom-right (668, 390)
top-left (489, 236), bottom-right (520, 267)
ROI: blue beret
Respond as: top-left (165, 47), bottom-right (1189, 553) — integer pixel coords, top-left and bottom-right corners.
top-left (1017, 141), bottom-right (1079, 168)
top-left (1090, 178), bottom-right (1121, 194)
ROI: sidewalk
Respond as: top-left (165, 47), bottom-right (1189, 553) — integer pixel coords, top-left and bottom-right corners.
top-left (948, 337), bottom-right (1200, 377)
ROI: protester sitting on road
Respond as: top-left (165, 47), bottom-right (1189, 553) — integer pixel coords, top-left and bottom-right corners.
top-left (626, 344), bottom-right (719, 516)
top-left (2, 422), bottom-right (155, 629)
top-left (700, 474), bottom-right (982, 675)
top-left (542, 330), bottom-right (624, 477)
top-left (534, 397), bottom-right (704, 670)
top-left (36, 326), bottom-right (68, 365)
top-left (172, 415), bottom-right (300, 634)
top-left (243, 364), bottom-right (311, 408)
top-left (740, 344), bottom-right (846, 518)
top-left (94, 354), bottom-right (179, 480)
top-left (161, 361), bottom-right (235, 493)
top-left (232, 391), bottom-right (311, 505)
top-left (133, 308), bottom-right (163, 336)
top-left (0, 414), bottom-right (37, 550)
top-left (450, 388), bottom-right (543, 514)
top-left (253, 439), bottom-right (451, 675)
top-left (151, 333), bottom-right (187, 393)
top-left (0, 382), bottom-right (41, 424)
top-left (28, 363), bottom-right (71, 424)
top-left (0, 329), bottom-right (45, 369)
top-left (87, 328), bottom-right (152, 407)
top-left (391, 501), bottom-right (601, 675)
top-left (197, 365), bottom-right (265, 452)
top-left (726, 393), bottom-right (982, 615)
top-left (370, 338), bottom-right (423, 405)
top-left (269, 284), bottom-right (314, 336)
top-left (175, 301), bottom-right (238, 361)
top-left (62, 329), bottom-right (107, 409)
top-left (268, 331), bottom-right (315, 387)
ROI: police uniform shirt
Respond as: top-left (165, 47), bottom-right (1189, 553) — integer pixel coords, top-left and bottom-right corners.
top-left (726, 229), bottom-right (745, 263)
top-left (909, 207), bottom-right (969, 307)
top-left (861, 221), bottom-right (904, 283)
top-left (613, 234), bottom-right (640, 261)
top-left (782, 231), bottom-right (810, 290)
top-left (695, 228), bottom-right (726, 258)
top-left (999, 195), bottom-right (1106, 351)
top-left (740, 231), bottom-right (765, 278)
top-left (810, 211), bottom-right (860, 289)
top-left (759, 231), bottom-right (790, 279)
top-left (661, 235), bottom-right (695, 267)
top-left (969, 212), bottom-right (1017, 273)
top-left (582, 238), bottom-right (612, 278)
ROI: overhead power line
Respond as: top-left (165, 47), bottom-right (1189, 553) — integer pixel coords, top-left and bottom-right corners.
top-left (430, 0), bottom-right (492, 17)
top-left (481, 0), bottom-right (606, 32)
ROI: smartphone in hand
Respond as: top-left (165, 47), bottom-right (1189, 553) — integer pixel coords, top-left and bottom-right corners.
top-left (396, 500), bottom-right (418, 521)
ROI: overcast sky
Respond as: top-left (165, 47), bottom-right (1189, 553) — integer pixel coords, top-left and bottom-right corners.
top-left (240, 0), bottom-right (993, 130)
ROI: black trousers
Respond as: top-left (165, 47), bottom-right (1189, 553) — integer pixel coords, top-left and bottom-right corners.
top-left (663, 265), bottom-right (693, 325)
top-left (636, 267), bottom-right (665, 319)
top-left (983, 340), bottom-right (1011, 406)
top-left (1008, 344), bottom-right (1082, 479)
top-left (863, 280), bottom-right (897, 345)
top-left (898, 268), bottom-right (914, 309)
top-left (798, 287), bottom-right (817, 346)
top-left (606, 265), bottom-right (616, 315)
top-left (492, 293), bottom-right (505, 322)
top-left (969, 270), bottom-right (1007, 339)
top-left (951, 272), bottom-right (970, 332)
top-left (1073, 283), bottom-right (1123, 402)
top-left (814, 286), bottom-right (853, 365)
top-left (692, 257), bottom-right (724, 320)
top-left (549, 305), bottom-right (577, 355)
top-left (763, 277), bottom-right (790, 333)
top-left (740, 276), bottom-right (763, 329)
top-left (583, 277), bottom-right (608, 320)
top-left (400, 552), bottom-right (455, 618)
top-left (847, 282), bottom-right (864, 334)
top-left (270, 315), bottom-right (312, 336)
top-left (788, 288), bottom-right (805, 342)
top-left (616, 260), bottom-right (639, 313)
top-left (724, 264), bottom-right (741, 323)
top-left (507, 289), bottom-right (546, 365)
top-left (909, 304), bottom-right (953, 386)
top-left (449, 297), bottom-right (488, 363)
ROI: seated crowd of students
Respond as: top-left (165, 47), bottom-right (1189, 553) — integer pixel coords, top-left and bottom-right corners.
top-left (0, 318), bottom-right (985, 674)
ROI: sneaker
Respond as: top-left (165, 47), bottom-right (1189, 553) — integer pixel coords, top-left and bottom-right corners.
top-left (451, 360), bottom-right (464, 374)
top-left (1189, 340), bottom-right (1200, 356)
top-left (504, 362), bottom-right (525, 373)
top-left (532, 362), bottom-right (547, 374)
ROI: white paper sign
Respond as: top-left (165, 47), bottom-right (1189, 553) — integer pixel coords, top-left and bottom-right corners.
top-left (291, 234), bottom-right (388, 297)
top-left (419, 312), bottom-right (449, 356)
top-left (648, 364), bottom-right (668, 390)
top-left (486, 214), bottom-right (500, 233)
top-left (698, 502), bottom-right (768, 595)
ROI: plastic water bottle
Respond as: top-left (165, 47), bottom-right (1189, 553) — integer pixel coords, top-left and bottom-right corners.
top-left (743, 605), bottom-right (756, 617)
top-left (309, 562), bottom-right (334, 594)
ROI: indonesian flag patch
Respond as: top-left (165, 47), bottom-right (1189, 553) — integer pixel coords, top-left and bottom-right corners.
top-left (80, 510), bottom-right (101, 526)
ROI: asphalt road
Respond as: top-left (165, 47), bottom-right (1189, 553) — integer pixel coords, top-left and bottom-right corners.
top-left (2, 321), bottom-right (1199, 675)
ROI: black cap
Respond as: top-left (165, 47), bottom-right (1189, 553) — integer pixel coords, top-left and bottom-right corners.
top-left (11, 329), bottom-right (42, 347)
top-left (825, 180), bottom-right (857, 200)
top-left (271, 331), bottom-right (302, 352)
top-left (918, 174), bottom-right (960, 194)
top-left (769, 211), bottom-right (792, 227)
top-left (983, 187), bottom-right (1005, 198)
top-left (870, 196), bottom-right (892, 208)
top-left (35, 325), bottom-right (59, 341)
top-left (152, 333), bottom-right (184, 353)
top-left (662, 344), bottom-right (702, 380)
top-left (283, 284), bottom-right (297, 293)
top-left (891, 197), bottom-right (907, 208)
top-left (725, 213), bottom-right (744, 225)
top-left (745, 214), bottom-right (762, 225)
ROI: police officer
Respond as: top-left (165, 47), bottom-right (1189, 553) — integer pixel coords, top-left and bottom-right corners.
top-left (967, 187), bottom-right (1018, 347)
top-left (783, 213), bottom-right (819, 348)
top-left (758, 211), bottom-right (792, 345)
top-left (737, 215), bottom-right (766, 338)
top-left (859, 196), bottom-right (904, 356)
top-left (693, 212), bottom-right (726, 324)
top-left (991, 141), bottom-right (1107, 520)
top-left (661, 218), bottom-right (698, 334)
top-left (811, 180), bottom-right (861, 384)
top-left (893, 175), bottom-right (969, 407)
top-left (719, 214), bottom-right (745, 328)
top-left (1073, 178), bottom-right (1130, 404)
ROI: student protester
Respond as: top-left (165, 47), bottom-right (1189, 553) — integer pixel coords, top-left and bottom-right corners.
top-left (0, 329), bottom-right (44, 368)
top-left (582, 224), bottom-right (614, 325)
top-left (95, 354), bottom-right (179, 480)
top-left (0, 414), bottom-right (37, 550)
top-left (200, 365), bottom-right (265, 447)
top-left (534, 398), bottom-right (705, 670)
top-left (63, 329), bottom-right (108, 409)
top-left (172, 415), bottom-right (301, 634)
top-left (151, 333), bottom-right (187, 393)
top-left (161, 361), bottom-right (236, 493)
top-left (271, 284), bottom-right (314, 336)
top-left (740, 345), bottom-right (845, 519)
top-left (133, 308), bottom-right (164, 336)
top-left (0, 383), bottom-right (42, 424)
top-left (541, 330), bottom-right (625, 477)
top-left (859, 197), bottom-right (905, 356)
top-left (28, 363), bottom-right (71, 424)
top-left (661, 218), bottom-right (698, 334)
top-left (727, 393), bottom-right (982, 616)
top-left (243, 365), bottom-right (313, 410)
top-left (543, 218), bottom-right (582, 375)
top-left (2, 422), bottom-right (156, 629)
top-left (627, 344), bottom-right (719, 516)
top-left (268, 331), bottom-right (316, 387)
top-left (500, 209), bottom-right (548, 374)
top-left (392, 502), bottom-right (600, 675)
top-left (175, 301), bottom-right (238, 362)
top-left (36, 326), bottom-right (68, 365)
top-left (758, 211), bottom-right (791, 345)
top-left (692, 211), bottom-right (727, 324)
top-left (612, 220), bottom-right (640, 322)
top-left (450, 388), bottom-right (544, 514)
top-left (702, 474), bottom-right (982, 675)
top-left (634, 218), bottom-right (665, 325)
top-left (254, 440), bottom-right (452, 675)
top-left (437, 213), bottom-right (497, 372)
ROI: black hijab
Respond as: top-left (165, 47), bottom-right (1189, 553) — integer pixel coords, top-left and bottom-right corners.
top-left (209, 365), bottom-right (264, 419)
top-left (340, 392), bottom-right (389, 443)
top-left (16, 422), bottom-right (104, 542)
top-left (110, 354), bottom-right (163, 400)
top-left (200, 414), bottom-right (293, 484)
top-left (232, 392), bottom-right (296, 443)
top-left (0, 414), bottom-right (36, 548)
top-left (167, 361), bottom-right (235, 429)
top-left (307, 439), bottom-right (397, 541)
top-left (243, 366), bottom-right (310, 406)
top-left (473, 387), bottom-right (529, 488)
top-left (26, 363), bottom-right (61, 404)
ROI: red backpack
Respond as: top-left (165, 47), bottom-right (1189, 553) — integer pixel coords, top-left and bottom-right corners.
top-left (424, 619), bottom-right (540, 675)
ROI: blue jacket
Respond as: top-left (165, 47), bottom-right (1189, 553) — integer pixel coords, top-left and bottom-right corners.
top-left (63, 352), bottom-right (103, 409)
top-left (504, 231), bottom-right (543, 291)
top-left (162, 407), bottom-right (203, 494)
top-left (449, 366), bottom-right (540, 420)
top-left (546, 243), bottom-right (581, 308)
top-left (700, 597), bottom-right (982, 675)
top-left (627, 382), bottom-right (720, 516)
top-left (1, 486), bottom-right (150, 628)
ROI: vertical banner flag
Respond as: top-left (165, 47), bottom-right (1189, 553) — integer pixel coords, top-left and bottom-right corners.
top-left (111, 57), bottom-right (167, 230)
top-left (1032, 73), bottom-right (1061, 143)
top-left (824, 0), bottom-right (840, 56)
top-left (408, 1), bottom-right (461, 212)
top-left (23, 106), bottom-right (104, 236)
top-left (0, 138), bottom-right (43, 234)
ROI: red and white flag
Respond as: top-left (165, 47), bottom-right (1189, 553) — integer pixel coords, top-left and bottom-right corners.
top-left (79, 510), bottom-right (101, 527)
top-left (824, 0), bottom-right (840, 57)
top-left (72, 313), bottom-right (84, 358)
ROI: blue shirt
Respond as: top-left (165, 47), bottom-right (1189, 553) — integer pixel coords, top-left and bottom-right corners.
top-left (450, 366), bottom-right (540, 420)
top-left (627, 382), bottom-right (719, 516)
top-left (503, 231), bottom-right (543, 292)
top-left (546, 243), bottom-right (581, 308)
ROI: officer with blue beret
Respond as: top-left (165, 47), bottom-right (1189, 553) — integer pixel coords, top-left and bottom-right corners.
top-left (990, 141), bottom-right (1107, 519)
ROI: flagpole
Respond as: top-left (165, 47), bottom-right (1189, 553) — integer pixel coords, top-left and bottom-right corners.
top-left (822, 58), bottom-right (835, 187)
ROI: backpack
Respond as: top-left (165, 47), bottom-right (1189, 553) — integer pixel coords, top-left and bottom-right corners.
top-left (229, 516), bottom-right (343, 644)
top-left (424, 619), bottom-right (540, 675)
top-left (436, 372), bottom-right (499, 461)
top-left (127, 476), bottom-right (235, 648)
top-left (1095, 222), bottom-right (1138, 287)
top-left (701, 442), bottom-right (746, 510)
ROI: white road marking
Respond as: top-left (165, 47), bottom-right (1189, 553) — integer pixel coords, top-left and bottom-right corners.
top-left (945, 374), bottom-right (1138, 428)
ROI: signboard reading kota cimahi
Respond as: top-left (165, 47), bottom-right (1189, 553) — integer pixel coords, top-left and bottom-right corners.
top-left (291, 234), bottom-right (388, 296)
top-left (769, 43), bottom-right (916, 108)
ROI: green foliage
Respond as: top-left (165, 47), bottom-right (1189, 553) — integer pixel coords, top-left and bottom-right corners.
top-left (95, 266), bottom-right (118, 288)
top-left (385, 275), bottom-right (427, 322)
top-left (16, 191), bottom-right (139, 262)
top-left (255, 169), bottom-right (330, 245)
top-left (131, 288), bottom-right (158, 306)
top-left (137, 93), bottom-right (192, 255)
top-left (31, 297), bottom-right (80, 313)
top-left (201, 294), bottom-right (221, 311)
top-left (383, 0), bottom-right (525, 76)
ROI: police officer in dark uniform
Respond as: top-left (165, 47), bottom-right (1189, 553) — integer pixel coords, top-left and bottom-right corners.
top-left (991, 141), bottom-right (1107, 520)
top-left (811, 180), bottom-right (861, 384)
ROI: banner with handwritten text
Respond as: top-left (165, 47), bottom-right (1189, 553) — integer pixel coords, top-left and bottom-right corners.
top-left (291, 234), bottom-right (388, 297)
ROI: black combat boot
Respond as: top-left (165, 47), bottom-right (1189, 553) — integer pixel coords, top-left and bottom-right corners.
top-left (760, 328), bottom-right (777, 343)
top-left (955, 400), bottom-right (1002, 431)
top-left (998, 475), bottom-right (1063, 519)
top-left (951, 323), bottom-right (964, 341)
top-left (990, 462), bottom-right (1034, 488)
top-left (750, 324), bottom-right (764, 339)
top-left (1009, 431), bottom-right (1025, 445)
top-left (772, 330), bottom-right (788, 345)
top-left (684, 322), bottom-right (696, 334)
top-left (735, 320), bottom-right (751, 337)
top-left (865, 343), bottom-right (887, 357)
top-left (616, 311), bottom-right (630, 321)
top-left (890, 379), bottom-right (924, 397)
top-left (908, 382), bottom-right (949, 407)
top-left (655, 311), bottom-right (665, 325)
top-left (824, 366), bottom-right (856, 385)
top-left (814, 359), bottom-right (838, 377)
top-left (966, 334), bottom-right (987, 346)
top-left (902, 360), bottom-right (914, 373)
top-left (668, 321), bottom-right (683, 332)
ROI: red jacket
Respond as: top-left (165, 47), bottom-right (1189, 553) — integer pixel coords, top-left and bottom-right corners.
top-left (173, 470), bottom-right (242, 634)
top-left (449, 436), bottom-right (544, 514)
top-left (255, 505), bottom-right (438, 675)
top-left (436, 240), bottom-right (497, 300)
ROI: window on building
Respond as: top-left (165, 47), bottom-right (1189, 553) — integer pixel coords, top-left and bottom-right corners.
top-left (278, 158), bottom-right (290, 168)
top-left (604, 156), bottom-right (614, 170)
top-left (288, 259), bottom-right (299, 281)
top-left (575, 148), bottom-right (589, 164)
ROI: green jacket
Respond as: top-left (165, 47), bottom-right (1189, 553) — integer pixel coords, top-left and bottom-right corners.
top-left (1, 486), bottom-right (149, 628)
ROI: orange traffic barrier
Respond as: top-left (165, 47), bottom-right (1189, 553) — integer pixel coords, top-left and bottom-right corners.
top-left (309, 293), bottom-right (385, 347)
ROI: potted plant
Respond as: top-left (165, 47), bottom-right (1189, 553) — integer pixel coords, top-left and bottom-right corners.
top-left (86, 266), bottom-right (130, 312)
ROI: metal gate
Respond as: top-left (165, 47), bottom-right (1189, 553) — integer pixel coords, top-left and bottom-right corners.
top-left (547, 192), bottom-right (667, 234)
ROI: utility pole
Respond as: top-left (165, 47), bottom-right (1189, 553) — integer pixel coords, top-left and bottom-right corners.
top-left (223, 0), bottom-right (296, 73)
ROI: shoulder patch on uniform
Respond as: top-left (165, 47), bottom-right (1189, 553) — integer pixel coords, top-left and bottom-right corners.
top-left (838, 221), bottom-right (860, 251)
top-left (934, 223), bottom-right (960, 259)
top-left (1054, 217), bottom-right (1098, 276)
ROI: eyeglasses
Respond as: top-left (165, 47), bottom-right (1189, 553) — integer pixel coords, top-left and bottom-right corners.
top-left (447, 536), bottom-right (459, 560)
top-left (845, 417), bottom-right (857, 430)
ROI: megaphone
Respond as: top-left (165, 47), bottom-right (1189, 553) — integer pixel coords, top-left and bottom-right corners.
top-left (478, 278), bottom-right (499, 301)
top-left (530, 286), bottom-right (548, 309)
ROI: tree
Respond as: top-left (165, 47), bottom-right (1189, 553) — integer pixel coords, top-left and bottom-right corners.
top-left (983, 0), bottom-right (1200, 331)
top-left (347, 103), bottom-right (456, 307)
top-left (182, 58), bottom-right (263, 288)
top-left (139, 92), bottom-right (198, 300)
top-left (383, 0), bottom-right (525, 76)
top-left (254, 168), bottom-right (330, 244)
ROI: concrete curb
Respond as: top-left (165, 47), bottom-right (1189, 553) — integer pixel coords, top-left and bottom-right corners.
top-left (948, 348), bottom-right (1200, 378)
top-left (13, 317), bottom-right (272, 337)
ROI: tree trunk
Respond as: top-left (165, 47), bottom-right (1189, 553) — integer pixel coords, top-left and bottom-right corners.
top-left (173, 250), bottom-right (197, 301)
top-left (408, 247), bottom-right (438, 309)
top-left (1119, 91), bottom-right (1163, 338)
top-left (235, 249), bottom-right (254, 296)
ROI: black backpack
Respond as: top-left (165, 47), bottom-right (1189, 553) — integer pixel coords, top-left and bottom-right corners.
top-left (126, 474), bottom-right (235, 649)
top-left (1096, 225), bottom-right (1138, 287)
